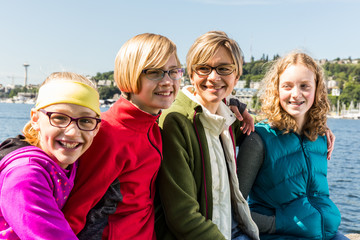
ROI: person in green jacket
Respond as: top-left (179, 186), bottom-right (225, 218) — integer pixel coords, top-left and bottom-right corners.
top-left (237, 51), bottom-right (349, 240)
top-left (155, 31), bottom-right (259, 240)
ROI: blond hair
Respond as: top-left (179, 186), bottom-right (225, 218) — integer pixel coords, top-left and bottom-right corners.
top-left (259, 51), bottom-right (329, 141)
top-left (23, 72), bottom-right (98, 147)
top-left (114, 33), bottom-right (180, 97)
top-left (186, 31), bottom-right (243, 79)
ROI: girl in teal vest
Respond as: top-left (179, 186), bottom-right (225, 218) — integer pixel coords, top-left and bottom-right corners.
top-left (237, 52), bottom-right (349, 240)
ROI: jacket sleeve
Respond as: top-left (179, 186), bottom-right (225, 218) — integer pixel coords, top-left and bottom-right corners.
top-left (237, 132), bottom-right (264, 199)
top-left (237, 132), bottom-right (276, 233)
top-left (157, 112), bottom-right (225, 240)
top-left (0, 164), bottom-right (78, 240)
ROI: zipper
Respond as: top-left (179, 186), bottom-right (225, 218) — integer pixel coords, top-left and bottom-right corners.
top-left (147, 127), bottom-right (162, 199)
top-left (298, 134), bottom-right (325, 239)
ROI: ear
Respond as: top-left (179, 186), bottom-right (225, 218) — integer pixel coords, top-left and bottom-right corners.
top-left (234, 77), bottom-right (239, 85)
top-left (190, 75), bottom-right (194, 85)
top-left (30, 109), bottom-right (41, 131)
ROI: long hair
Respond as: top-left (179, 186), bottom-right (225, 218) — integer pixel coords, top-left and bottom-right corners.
top-left (259, 51), bottom-right (329, 141)
top-left (23, 72), bottom-right (97, 147)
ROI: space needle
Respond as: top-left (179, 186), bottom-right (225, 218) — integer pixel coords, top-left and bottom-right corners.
top-left (23, 63), bottom-right (30, 87)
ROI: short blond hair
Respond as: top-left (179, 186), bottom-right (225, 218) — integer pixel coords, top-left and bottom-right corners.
top-left (186, 31), bottom-right (243, 79)
top-left (114, 33), bottom-right (180, 95)
top-left (23, 72), bottom-right (98, 147)
top-left (259, 51), bottom-right (329, 141)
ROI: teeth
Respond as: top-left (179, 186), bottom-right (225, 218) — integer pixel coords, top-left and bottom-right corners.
top-left (289, 101), bottom-right (304, 105)
top-left (60, 141), bottom-right (79, 149)
top-left (214, 86), bottom-right (222, 89)
top-left (157, 92), bottom-right (171, 96)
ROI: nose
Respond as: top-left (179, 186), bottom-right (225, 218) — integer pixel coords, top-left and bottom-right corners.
top-left (291, 86), bottom-right (301, 98)
top-left (64, 121), bottom-right (81, 136)
top-left (159, 73), bottom-right (173, 86)
top-left (207, 68), bottom-right (221, 81)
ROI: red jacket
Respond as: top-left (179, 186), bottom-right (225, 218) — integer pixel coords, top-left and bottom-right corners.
top-left (63, 97), bottom-right (162, 240)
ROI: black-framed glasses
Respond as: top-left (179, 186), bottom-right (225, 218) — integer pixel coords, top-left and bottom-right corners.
top-left (142, 68), bottom-right (184, 81)
top-left (39, 109), bottom-right (101, 131)
top-left (192, 64), bottom-right (236, 76)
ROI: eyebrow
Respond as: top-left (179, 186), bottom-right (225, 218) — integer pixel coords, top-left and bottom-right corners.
top-left (203, 62), bottom-right (234, 66)
top-left (169, 65), bottom-right (181, 68)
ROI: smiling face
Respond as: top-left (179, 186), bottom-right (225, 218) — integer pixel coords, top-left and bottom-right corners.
top-left (279, 64), bottom-right (316, 128)
top-left (191, 46), bottom-right (238, 113)
top-left (130, 54), bottom-right (180, 115)
top-left (31, 103), bottom-right (99, 169)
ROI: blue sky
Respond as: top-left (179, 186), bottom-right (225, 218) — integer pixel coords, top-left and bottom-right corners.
top-left (0, 0), bottom-right (359, 85)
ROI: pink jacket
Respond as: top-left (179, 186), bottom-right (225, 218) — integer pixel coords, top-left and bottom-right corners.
top-left (0, 146), bottom-right (77, 240)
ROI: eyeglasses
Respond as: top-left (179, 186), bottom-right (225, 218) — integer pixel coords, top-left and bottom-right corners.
top-left (192, 64), bottom-right (236, 76)
top-left (39, 109), bottom-right (101, 131)
top-left (142, 68), bottom-right (184, 81)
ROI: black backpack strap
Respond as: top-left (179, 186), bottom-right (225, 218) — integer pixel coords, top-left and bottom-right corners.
top-left (0, 135), bottom-right (31, 161)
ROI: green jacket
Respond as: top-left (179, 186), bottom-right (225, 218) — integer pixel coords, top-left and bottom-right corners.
top-left (155, 90), bottom-right (259, 240)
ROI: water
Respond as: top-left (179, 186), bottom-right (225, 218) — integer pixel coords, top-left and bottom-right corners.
top-left (0, 103), bottom-right (32, 139)
top-left (0, 103), bottom-right (359, 234)
top-left (327, 118), bottom-right (360, 234)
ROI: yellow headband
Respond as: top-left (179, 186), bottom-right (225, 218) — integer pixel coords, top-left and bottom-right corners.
top-left (35, 80), bottom-right (101, 116)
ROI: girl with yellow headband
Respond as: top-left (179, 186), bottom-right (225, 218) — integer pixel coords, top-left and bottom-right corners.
top-left (0, 72), bottom-right (101, 239)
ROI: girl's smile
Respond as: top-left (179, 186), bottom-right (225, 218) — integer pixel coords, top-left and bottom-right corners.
top-left (130, 54), bottom-right (180, 115)
top-left (31, 103), bottom-right (99, 169)
top-left (279, 64), bottom-right (316, 130)
top-left (191, 46), bottom-right (238, 114)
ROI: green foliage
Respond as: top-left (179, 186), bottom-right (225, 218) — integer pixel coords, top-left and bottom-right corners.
top-left (8, 88), bottom-right (23, 98)
top-left (98, 85), bottom-right (121, 100)
top-left (92, 71), bottom-right (114, 81)
top-left (328, 95), bottom-right (337, 107)
top-left (339, 81), bottom-right (360, 106)
top-left (323, 61), bottom-right (360, 108)
top-left (241, 59), bottom-right (269, 84)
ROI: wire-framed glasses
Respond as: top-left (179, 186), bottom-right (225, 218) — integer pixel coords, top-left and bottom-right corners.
top-left (142, 68), bottom-right (184, 81)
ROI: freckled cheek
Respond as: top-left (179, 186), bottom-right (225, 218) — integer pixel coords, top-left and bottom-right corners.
top-left (42, 128), bottom-right (60, 143)
top-left (304, 91), bottom-right (315, 100)
top-left (308, 95), bottom-right (316, 106)
top-left (279, 90), bottom-right (289, 103)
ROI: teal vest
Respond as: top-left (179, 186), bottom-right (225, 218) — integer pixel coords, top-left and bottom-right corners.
top-left (249, 123), bottom-right (341, 240)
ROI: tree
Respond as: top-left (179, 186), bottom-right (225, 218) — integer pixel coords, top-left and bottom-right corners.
top-left (339, 81), bottom-right (360, 106)
top-left (92, 71), bottom-right (114, 82)
top-left (98, 85), bottom-right (121, 100)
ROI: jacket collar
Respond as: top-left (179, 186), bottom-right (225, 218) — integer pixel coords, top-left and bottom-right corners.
top-left (182, 86), bottom-right (236, 136)
top-left (106, 97), bottom-right (160, 133)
